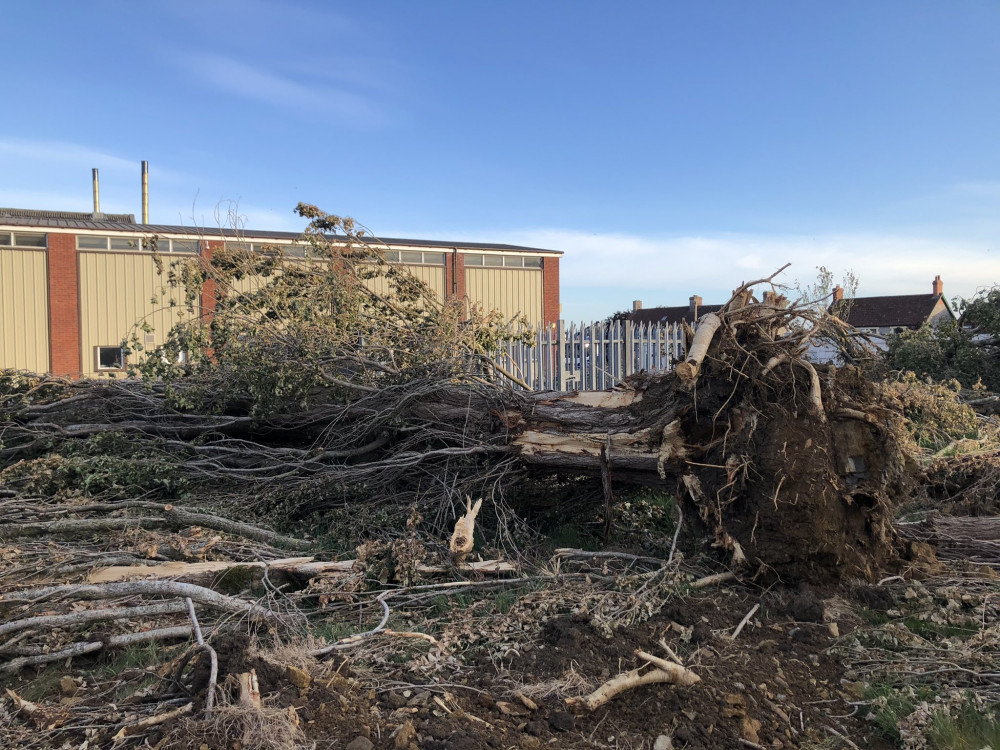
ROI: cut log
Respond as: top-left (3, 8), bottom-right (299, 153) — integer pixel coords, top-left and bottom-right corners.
top-left (86, 556), bottom-right (315, 585)
top-left (86, 556), bottom-right (515, 585)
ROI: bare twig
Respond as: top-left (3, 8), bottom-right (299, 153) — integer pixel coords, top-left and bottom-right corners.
top-left (185, 598), bottom-right (218, 717)
top-left (0, 600), bottom-right (189, 639)
top-left (2, 580), bottom-right (278, 620)
top-left (730, 603), bottom-right (760, 641)
top-left (310, 591), bottom-right (392, 655)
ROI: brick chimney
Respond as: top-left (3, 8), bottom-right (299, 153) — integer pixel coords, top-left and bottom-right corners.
top-left (832, 285), bottom-right (844, 302)
top-left (689, 295), bottom-right (702, 321)
top-left (632, 300), bottom-right (642, 311)
top-left (932, 275), bottom-right (943, 296)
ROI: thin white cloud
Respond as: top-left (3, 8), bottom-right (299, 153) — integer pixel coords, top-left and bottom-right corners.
top-left (0, 189), bottom-right (94, 212)
top-left (472, 228), bottom-right (1000, 321)
top-left (157, 0), bottom-right (357, 42)
top-left (0, 137), bottom-right (189, 185)
top-left (175, 53), bottom-right (386, 126)
top-left (0, 138), bottom-right (135, 173)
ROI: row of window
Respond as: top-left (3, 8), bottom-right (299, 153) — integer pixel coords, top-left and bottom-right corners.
top-left (384, 249), bottom-right (447, 265)
top-left (464, 253), bottom-right (543, 268)
top-left (238, 245), bottom-right (544, 268)
top-left (76, 236), bottom-right (199, 253)
top-left (231, 245), bottom-right (447, 265)
top-left (0, 231), bottom-right (47, 248)
top-left (1, 232), bottom-right (546, 268)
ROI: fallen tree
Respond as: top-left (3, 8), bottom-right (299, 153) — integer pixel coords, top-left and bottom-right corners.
top-left (0, 209), bottom-right (921, 582)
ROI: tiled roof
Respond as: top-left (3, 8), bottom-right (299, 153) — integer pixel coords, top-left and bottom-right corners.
top-left (0, 209), bottom-right (560, 255)
top-left (0, 208), bottom-right (136, 223)
top-left (629, 304), bottom-right (723, 326)
top-left (833, 294), bottom-right (945, 328)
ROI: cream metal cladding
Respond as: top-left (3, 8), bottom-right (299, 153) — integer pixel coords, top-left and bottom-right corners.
top-left (78, 250), bottom-right (197, 377)
top-left (0, 248), bottom-right (49, 372)
top-left (365, 265), bottom-right (446, 304)
top-left (465, 260), bottom-right (544, 326)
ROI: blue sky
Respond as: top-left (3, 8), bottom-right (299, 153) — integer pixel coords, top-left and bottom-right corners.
top-left (4, 0), bottom-right (1000, 320)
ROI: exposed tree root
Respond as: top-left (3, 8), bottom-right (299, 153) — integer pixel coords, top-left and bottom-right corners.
top-left (565, 649), bottom-right (700, 711)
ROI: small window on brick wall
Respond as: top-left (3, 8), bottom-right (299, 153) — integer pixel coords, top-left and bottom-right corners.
top-left (95, 346), bottom-right (125, 371)
top-left (463, 253), bottom-right (543, 268)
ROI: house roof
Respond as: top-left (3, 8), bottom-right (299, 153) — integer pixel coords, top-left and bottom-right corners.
top-left (0, 208), bottom-right (561, 255)
top-left (833, 294), bottom-right (948, 328)
top-left (629, 303), bottom-right (723, 326)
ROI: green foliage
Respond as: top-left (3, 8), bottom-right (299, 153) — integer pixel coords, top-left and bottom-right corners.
top-left (0, 432), bottom-right (187, 499)
top-left (0, 370), bottom-right (70, 425)
top-left (796, 264), bottom-right (859, 314)
top-left (130, 204), bottom-right (532, 418)
top-left (885, 285), bottom-right (1000, 391)
top-left (876, 372), bottom-right (983, 451)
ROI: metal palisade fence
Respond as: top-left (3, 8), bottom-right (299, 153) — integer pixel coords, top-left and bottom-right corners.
top-left (497, 319), bottom-right (685, 391)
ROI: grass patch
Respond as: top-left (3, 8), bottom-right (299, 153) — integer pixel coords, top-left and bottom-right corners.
top-left (549, 521), bottom-right (599, 551)
top-left (17, 665), bottom-right (65, 702)
top-left (864, 682), bottom-right (937, 744)
top-left (903, 616), bottom-right (978, 640)
top-left (96, 641), bottom-right (173, 680)
top-left (311, 620), bottom-right (356, 643)
top-left (858, 607), bottom-right (891, 626)
top-left (926, 698), bottom-right (1000, 749)
top-left (214, 565), bottom-right (257, 595)
top-left (494, 590), bottom-right (516, 614)
top-left (431, 592), bottom-right (474, 616)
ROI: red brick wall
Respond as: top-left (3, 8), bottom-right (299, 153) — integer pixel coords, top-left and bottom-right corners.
top-left (200, 241), bottom-right (220, 319)
top-left (445, 250), bottom-right (468, 316)
top-left (542, 256), bottom-right (560, 327)
top-left (444, 250), bottom-right (454, 300)
top-left (46, 233), bottom-right (81, 377)
top-left (455, 252), bottom-right (466, 303)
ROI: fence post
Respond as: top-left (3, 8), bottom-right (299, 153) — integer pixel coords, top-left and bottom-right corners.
top-left (624, 319), bottom-right (635, 378)
top-left (556, 320), bottom-right (567, 391)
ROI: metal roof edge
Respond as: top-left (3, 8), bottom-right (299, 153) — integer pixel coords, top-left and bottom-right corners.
top-left (0, 212), bottom-right (562, 255)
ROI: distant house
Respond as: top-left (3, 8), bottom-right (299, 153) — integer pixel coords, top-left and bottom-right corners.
top-left (831, 275), bottom-right (956, 338)
top-left (805, 275), bottom-right (957, 363)
top-left (628, 295), bottom-right (723, 326)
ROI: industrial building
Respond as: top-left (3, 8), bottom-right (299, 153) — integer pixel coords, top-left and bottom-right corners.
top-left (0, 205), bottom-right (561, 378)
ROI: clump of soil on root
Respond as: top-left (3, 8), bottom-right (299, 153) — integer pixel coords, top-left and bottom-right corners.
top-left (632, 360), bottom-right (914, 582)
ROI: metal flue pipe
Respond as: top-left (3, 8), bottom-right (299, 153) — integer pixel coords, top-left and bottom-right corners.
top-left (141, 161), bottom-right (149, 223)
top-left (92, 168), bottom-right (101, 214)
